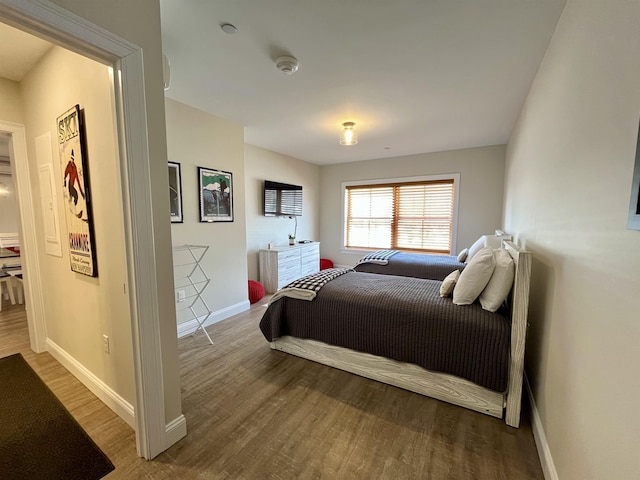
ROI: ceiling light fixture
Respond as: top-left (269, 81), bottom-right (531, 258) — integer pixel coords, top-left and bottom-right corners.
top-left (275, 55), bottom-right (299, 75)
top-left (221, 23), bottom-right (238, 34)
top-left (339, 122), bottom-right (358, 146)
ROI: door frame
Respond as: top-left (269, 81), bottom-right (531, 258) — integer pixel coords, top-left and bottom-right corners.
top-left (0, 121), bottom-right (47, 351)
top-left (0, 0), bottom-right (171, 459)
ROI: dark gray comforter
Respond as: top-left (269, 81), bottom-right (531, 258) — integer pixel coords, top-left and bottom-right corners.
top-left (353, 252), bottom-right (466, 281)
top-left (259, 271), bottom-right (510, 393)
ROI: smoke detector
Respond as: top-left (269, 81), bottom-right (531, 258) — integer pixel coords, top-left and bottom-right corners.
top-left (275, 55), bottom-right (299, 75)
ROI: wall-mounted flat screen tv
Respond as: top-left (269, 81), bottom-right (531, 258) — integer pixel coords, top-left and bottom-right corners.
top-left (264, 180), bottom-right (302, 216)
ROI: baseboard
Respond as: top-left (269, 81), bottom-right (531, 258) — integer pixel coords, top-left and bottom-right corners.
top-left (165, 414), bottom-right (187, 448)
top-left (46, 338), bottom-right (136, 429)
top-left (525, 373), bottom-right (558, 480)
top-left (176, 300), bottom-right (249, 338)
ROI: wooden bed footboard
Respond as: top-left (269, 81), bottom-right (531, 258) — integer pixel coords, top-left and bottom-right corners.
top-left (503, 240), bottom-right (531, 427)
top-left (271, 336), bottom-right (505, 418)
top-left (271, 240), bottom-right (531, 427)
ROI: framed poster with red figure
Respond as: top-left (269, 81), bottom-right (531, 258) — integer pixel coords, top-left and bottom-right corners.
top-left (57, 104), bottom-right (98, 277)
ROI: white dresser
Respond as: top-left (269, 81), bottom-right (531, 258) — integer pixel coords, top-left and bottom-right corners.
top-left (259, 242), bottom-right (320, 293)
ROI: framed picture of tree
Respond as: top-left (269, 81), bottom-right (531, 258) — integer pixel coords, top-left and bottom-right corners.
top-left (198, 167), bottom-right (233, 223)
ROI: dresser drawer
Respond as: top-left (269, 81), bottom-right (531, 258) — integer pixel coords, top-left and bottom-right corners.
top-left (300, 264), bottom-right (318, 277)
top-left (278, 249), bottom-right (300, 262)
top-left (278, 260), bottom-right (300, 277)
top-left (300, 243), bottom-right (320, 258)
top-left (301, 255), bottom-right (319, 271)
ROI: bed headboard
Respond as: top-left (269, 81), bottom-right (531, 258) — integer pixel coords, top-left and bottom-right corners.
top-left (502, 240), bottom-right (532, 427)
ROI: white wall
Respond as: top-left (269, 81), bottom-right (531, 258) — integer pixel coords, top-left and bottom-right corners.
top-left (503, 1), bottom-right (640, 479)
top-left (0, 79), bottom-right (24, 235)
top-left (0, 77), bottom-right (24, 123)
top-left (244, 144), bottom-right (320, 282)
top-left (0, 173), bottom-right (19, 233)
top-left (19, 46), bottom-right (135, 403)
top-left (320, 145), bottom-right (506, 267)
top-left (165, 98), bottom-right (248, 327)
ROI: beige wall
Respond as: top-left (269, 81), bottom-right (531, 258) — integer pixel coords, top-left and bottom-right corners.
top-left (0, 169), bottom-right (19, 233)
top-left (244, 144), bottom-right (320, 282)
top-left (320, 145), bottom-right (506, 267)
top-left (19, 46), bottom-right (135, 403)
top-left (0, 173), bottom-right (19, 236)
top-left (165, 98), bottom-right (248, 324)
top-left (0, 77), bottom-right (24, 123)
top-left (0, 79), bottom-right (24, 234)
top-left (503, 1), bottom-right (640, 479)
top-left (49, 0), bottom-right (182, 425)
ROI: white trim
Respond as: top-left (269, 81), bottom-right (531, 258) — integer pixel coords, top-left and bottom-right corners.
top-left (340, 173), bottom-right (461, 254)
top-left (0, 0), bottom-right (178, 459)
top-left (0, 120), bottom-right (47, 353)
top-left (525, 373), bottom-right (558, 480)
top-left (46, 338), bottom-right (136, 428)
top-left (165, 414), bottom-right (187, 447)
top-left (177, 300), bottom-right (250, 338)
top-left (35, 132), bottom-right (63, 258)
top-left (116, 48), bottom-right (170, 459)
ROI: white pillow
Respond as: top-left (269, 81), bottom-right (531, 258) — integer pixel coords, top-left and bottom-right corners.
top-left (484, 235), bottom-right (504, 249)
top-left (453, 246), bottom-right (496, 305)
top-left (466, 235), bottom-right (487, 262)
top-left (456, 248), bottom-right (468, 263)
top-left (440, 269), bottom-right (460, 297)
top-left (479, 248), bottom-right (515, 312)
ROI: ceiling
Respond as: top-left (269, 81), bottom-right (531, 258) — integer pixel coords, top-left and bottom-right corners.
top-left (160, 0), bottom-right (566, 165)
top-left (0, 23), bottom-right (52, 82)
top-left (0, 23), bottom-right (52, 160)
top-left (0, 2), bottom-right (566, 166)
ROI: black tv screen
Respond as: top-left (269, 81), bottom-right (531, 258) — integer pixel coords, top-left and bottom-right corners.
top-left (264, 180), bottom-right (302, 216)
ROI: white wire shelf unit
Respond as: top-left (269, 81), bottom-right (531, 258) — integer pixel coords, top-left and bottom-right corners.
top-left (173, 244), bottom-right (214, 345)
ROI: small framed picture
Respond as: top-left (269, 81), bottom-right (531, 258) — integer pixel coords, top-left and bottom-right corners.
top-left (198, 167), bottom-right (233, 223)
top-left (628, 120), bottom-right (640, 230)
top-left (168, 162), bottom-right (183, 223)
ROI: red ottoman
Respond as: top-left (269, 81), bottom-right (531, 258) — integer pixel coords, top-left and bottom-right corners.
top-left (320, 258), bottom-right (334, 270)
top-left (248, 280), bottom-right (265, 304)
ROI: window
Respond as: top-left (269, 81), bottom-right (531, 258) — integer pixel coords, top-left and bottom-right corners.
top-left (344, 177), bottom-right (456, 254)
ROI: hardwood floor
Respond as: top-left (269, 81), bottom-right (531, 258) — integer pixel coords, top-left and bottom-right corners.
top-left (0, 298), bottom-right (544, 479)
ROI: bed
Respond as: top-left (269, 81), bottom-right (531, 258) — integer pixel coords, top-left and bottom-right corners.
top-left (353, 250), bottom-right (466, 281)
top-left (259, 241), bottom-right (531, 427)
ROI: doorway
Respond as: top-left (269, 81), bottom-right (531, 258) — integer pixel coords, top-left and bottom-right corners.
top-left (0, 1), bottom-right (183, 460)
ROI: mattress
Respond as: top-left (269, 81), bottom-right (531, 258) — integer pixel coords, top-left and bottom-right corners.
top-left (353, 252), bottom-right (466, 281)
top-left (259, 271), bottom-right (510, 392)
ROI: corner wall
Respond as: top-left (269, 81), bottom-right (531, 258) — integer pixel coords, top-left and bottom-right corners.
top-left (244, 144), bottom-right (320, 282)
top-left (0, 77), bottom-right (24, 123)
top-left (19, 46), bottom-right (135, 408)
top-left (320, 145), bottom-right (506, 267)
top-left (503, 1), bottom-right (640, 478)
top-left (165, 98), bottom-right (248, 329)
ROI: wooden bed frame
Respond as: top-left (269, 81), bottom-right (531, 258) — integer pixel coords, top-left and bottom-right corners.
top-left (270, 240), bottom-right (531, 427)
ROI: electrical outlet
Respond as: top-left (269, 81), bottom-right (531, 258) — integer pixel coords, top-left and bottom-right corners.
top-left (102, 334), bottom-right (110, 354)
top-left (177, 290), bottom-right (186, 303)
